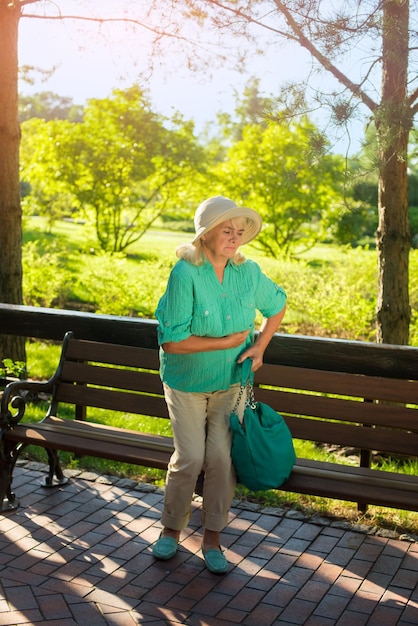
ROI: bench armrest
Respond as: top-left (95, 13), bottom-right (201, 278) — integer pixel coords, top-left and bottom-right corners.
top-left (1, 378), bottom-right (54, 429)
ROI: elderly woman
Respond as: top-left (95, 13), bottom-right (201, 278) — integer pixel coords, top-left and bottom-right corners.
top-left (153, 195), bottom-right (286, 574)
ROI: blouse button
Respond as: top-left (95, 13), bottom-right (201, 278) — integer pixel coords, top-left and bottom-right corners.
top-left (204, 310), bottom-right (209, 316)
top-left (165, 322), bottom-right (170, 327)
top-left (226, 314), bottom-right (231, 320)
top-left (222, 293), bottom-right (227, 298)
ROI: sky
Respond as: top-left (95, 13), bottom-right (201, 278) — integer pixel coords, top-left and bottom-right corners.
top-left (17, 1), bottom-right (365, 154)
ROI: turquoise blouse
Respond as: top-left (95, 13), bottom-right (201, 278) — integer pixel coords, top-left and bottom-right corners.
top-left (156, 258), bottom-right (287, 392)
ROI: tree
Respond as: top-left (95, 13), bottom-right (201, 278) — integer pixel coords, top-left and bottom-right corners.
top-left (20, 87), bottom-right (205, 253)
top-left (0, 1), bottom-right (24, 362)
top-left (75, 88), bottom-right (202, 253)
top-left (215, 118), bottom-right (345, 257)
top-left (19, 91), bottom-right (83, 122)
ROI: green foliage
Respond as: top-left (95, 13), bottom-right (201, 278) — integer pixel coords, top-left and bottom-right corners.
top-left (20, 86), bottom-right (206, 254)
top-left (22, 240), bottom-right (72, 308)
top-left (333, 203), bottom-right (377, 246)
top-left (214, 118), bottom-right (346, 257)
top-left (1, 358), bottom-right (27, 379)
top-left (20, 117), bottom-right (79, 229)
top-left (19, 91), bottom-right (83, 122)
top-left (26, 341), bottom-right (62, 380)
top-left (79, 251), bottom-right (174, 317)
top-left (410, 206), bottom-right (418, 237)
top-left (409, 251), bottom-right (418, 346)
top-left (255, 247), bottom-right (377, 341)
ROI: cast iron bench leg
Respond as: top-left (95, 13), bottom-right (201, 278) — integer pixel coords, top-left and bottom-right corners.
top-left (43, 448), bottom-right (69, 488)
top-left (0, 442), bottom-right (19, 511)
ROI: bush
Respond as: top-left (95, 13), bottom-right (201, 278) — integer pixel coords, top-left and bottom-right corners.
top-left (410, 206), bottom-right (418, 239)
top-left (23, 241), bottom-right (72, 307)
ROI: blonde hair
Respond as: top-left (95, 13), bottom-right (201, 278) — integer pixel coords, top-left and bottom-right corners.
top-left (176, 241), bottom-right (246, 266)
top-left (177, 216), bottom-right (250, 266)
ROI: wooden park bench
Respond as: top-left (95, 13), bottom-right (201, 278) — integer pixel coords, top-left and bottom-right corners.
top-left (1, 321), bottom-right (418, 514)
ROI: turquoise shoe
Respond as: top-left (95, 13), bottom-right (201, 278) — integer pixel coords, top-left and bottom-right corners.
top-left (202, 548), bottom-right (228, 574)
top-left (152, 534), bottom-right (179, 560)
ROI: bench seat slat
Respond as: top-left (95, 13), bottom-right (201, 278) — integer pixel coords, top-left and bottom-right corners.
top-left (5, 417), bottom-right (173, 469)
top-left (282, 460), bottom-right (418, 511)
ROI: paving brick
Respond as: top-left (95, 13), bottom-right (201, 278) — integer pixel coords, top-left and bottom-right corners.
top-left (401, 553), bottom-right (418, 572)
top-left (192, 589), bottom-right (234, 617)
top-left (295, 551), bottom-right (325, 572)
top-left (327, 546), bottom-right (358, 567)
top-left (37, 593), bottom-right (74, 620)
top-left (309, 534), bottom-right (341, 554)
top-left (372, 554), bottom-right (403, 576)
top-left (312, 561), bottom-right (344, 585)
top-left (367, 604), bottom-right (403, 625)
top-left (217, 606), bottom-right (249, 622)
top-left (242, 602), bottom-right (283, 625)
top-left (335, 610), bottom-right (369, 625)
top-left (296, 579), bottom-right (330, 602)
top-left (68, 602), bottom-right (109, 624)
top-left (4, 585), bottom-right (38, 610)
top-left (263, 581), bottom-right (299, 608)
top-left (313, 592), bottom-right (351, 619)
top-left (391, 568), bottom-right (418, 590)
top-left (278, 597), bottom-right (316, 624)
top-left (228, 586), bottom-right (266, 612)
top-left (0, 610), bottom-right (43, 625)
top-left (281, 537), bottom-right (313, 556)
top-left (336, 532), bottom-right (366, 550)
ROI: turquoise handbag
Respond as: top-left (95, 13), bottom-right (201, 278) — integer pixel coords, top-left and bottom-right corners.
top-left (230, 359), bottom-right (296, 491)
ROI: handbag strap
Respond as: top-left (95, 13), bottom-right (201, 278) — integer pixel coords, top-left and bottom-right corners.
top-left (240, 357), bottom-right (255, 386)
top-left (231, 359), bottom-right (256, 414)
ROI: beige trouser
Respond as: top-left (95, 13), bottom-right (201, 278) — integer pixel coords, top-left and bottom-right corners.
top-left (161, 382), bottom-right (243, 532)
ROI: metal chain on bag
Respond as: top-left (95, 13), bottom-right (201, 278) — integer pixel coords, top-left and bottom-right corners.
top-left (231, 378), bottom-right (257, 415)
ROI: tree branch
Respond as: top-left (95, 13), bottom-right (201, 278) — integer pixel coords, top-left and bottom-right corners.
top-left (408, 86), bottom-right (418, 111)
top-left (20, 11), bottom-right (192, 44)
top-left (273, 0), bottom-right (378, 113)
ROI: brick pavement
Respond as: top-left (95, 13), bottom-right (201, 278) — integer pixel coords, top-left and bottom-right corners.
top-left (0, 462), bottom-right (417, 625)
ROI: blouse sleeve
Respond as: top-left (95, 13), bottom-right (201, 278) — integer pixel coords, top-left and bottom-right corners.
top-left (156, 262), bottom-right (194, 345)
top-left (252, 262), bottom-right (287, 318)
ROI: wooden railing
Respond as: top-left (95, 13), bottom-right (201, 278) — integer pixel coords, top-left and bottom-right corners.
top-left (0, 303), bottom-right (417, 379)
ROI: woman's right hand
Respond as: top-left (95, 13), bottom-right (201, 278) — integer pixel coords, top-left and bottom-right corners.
top-left (224, 329), bottom-right (251, 348)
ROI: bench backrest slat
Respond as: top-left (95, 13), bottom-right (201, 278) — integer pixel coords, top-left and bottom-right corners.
top-left (56, 382), bottom-right (169, 417)
top-left (61, 361), bottom-right (164, 395)
top-left (257, 364), bottom-right (418, 404)
top-left (257, 388), bottom-right (418, 431)
top-left (285, 416), bottom-right (418, 456)
top-left (65, 339), bottom-right (160, 370)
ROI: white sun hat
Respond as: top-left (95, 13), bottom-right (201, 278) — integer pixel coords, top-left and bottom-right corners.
top-left (191, 196), bottom-right (262, 245)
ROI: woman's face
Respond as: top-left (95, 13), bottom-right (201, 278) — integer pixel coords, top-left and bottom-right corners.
top-left (202, 219), bottom-right (246, 262)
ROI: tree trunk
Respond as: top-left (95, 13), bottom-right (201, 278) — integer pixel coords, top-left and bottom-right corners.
top-left (0, 3), bottom-right (25, 363)
top-left (375, 0), bottom-right (411, 345)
